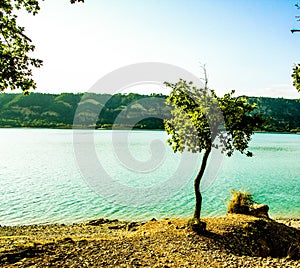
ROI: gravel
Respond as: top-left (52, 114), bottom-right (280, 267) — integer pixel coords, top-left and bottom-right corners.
top-left (0, 215), bottom-right (299, 267)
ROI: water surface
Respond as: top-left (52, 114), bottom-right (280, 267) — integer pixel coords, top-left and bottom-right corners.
top-left (0, 129), bottom-right (299, 225)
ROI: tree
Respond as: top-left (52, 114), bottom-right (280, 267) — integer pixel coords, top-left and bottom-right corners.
top-left (292, 64), bottom-right (300, 92)
top-left (164, 79), bottom-right (264, 221)
top-left (291, 3), bottom-right (300, 92)
top-left (0, 0), bottom-right (84, 95)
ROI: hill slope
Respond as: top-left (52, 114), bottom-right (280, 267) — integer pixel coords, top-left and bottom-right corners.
top-left (0, 93), bottom-right (299, 132)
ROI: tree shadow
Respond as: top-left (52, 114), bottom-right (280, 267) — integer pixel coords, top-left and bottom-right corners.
top-left (194, 219), bottom-right (300, 259)
top-left (0, 247), bottom-right (43, 265)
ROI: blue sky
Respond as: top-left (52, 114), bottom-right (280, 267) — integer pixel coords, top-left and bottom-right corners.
top-left (18, 0), bottom-right (300, 98)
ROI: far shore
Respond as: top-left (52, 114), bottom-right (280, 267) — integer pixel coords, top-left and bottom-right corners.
top-left (0, 126), bottom-right (300, 134)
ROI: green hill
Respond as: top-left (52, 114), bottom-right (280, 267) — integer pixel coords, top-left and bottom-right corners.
top-left (247, 97), bottom-right (300, 132)
top-left (0, 93), bottom-right (299, 132)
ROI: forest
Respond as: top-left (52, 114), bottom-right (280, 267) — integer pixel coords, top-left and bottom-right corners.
top-left (0, 92), bottom-right (299, 132)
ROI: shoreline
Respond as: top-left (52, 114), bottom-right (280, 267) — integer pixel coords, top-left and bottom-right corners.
top-left (0, 215), bottom-right (299, 267)
top-left (1, 215), bottom-right (300, 229)
top-left (0, 214), bottom-right (300, 228)
top-left (274, 218), bottom-right (300, 229)
top-left (1, 126), bottom-right (300, 134)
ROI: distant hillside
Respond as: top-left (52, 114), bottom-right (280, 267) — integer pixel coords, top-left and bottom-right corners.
top-left (247, 97), bottom-right (300, 132)
top-left (0, 93), bottom-right (299, 132)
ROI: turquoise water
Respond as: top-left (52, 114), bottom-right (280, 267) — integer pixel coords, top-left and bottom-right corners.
top-left (0, 129), bottom-right (299, 225)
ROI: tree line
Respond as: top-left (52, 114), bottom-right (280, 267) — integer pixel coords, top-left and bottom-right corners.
top-left (0, 92), bottom-right (299, 132)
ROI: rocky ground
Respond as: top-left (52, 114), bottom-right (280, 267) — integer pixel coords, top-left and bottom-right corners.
top-left (275, 218), bottom-right (300, 229)
top-left (0, 215), bottom-right (299, 267)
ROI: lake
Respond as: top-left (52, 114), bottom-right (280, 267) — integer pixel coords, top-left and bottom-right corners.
top-left (0, 128), bottom-right (299, 225)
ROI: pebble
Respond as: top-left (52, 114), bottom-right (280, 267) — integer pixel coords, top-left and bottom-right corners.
top-left (0, 216), bottom-right (299, 267)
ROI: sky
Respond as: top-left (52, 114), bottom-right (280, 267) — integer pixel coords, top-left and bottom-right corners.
top-left (16, 0), bottom-right (300, 98)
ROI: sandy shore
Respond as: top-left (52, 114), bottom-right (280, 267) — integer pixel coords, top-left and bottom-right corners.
top-left (0, 215), bottom-right (299, 267)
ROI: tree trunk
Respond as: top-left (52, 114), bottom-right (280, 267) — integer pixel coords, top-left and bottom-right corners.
top-left (193, 147), bottom-right (211, 220)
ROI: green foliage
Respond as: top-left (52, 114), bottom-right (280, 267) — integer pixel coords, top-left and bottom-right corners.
top-left (292, 4), bottom-right (300, 93)
top-left (0, 0), bottom-right (83, 94)
top-left (164, 79), bottom-right (265, 219)
top-left (247, 97), bottom-right (300, 132)
top-left (0, 0), bottom-right (42, 94)
top-left (295, 3), bottom-right (300, 22)
top-left (0, 92), bottom-right (170, 129)
top-left (292, 64), bottom-right (300, 93)
top-left (0, 92), bottom-right (298, 130)
top-left (164, 80), bottom-right (264, 157)
top-left (227, 189), bottom-right (254, 215)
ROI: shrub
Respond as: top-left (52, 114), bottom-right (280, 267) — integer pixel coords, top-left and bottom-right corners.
top-left (227, 189), bottom-right (254, 215)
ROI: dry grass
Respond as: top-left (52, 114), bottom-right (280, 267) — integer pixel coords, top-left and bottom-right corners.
top-left (227, 189), bottom-right (254, 215)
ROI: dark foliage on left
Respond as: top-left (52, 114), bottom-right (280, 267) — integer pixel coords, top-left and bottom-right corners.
top-left (0, 0), bottom-right (84, 94)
